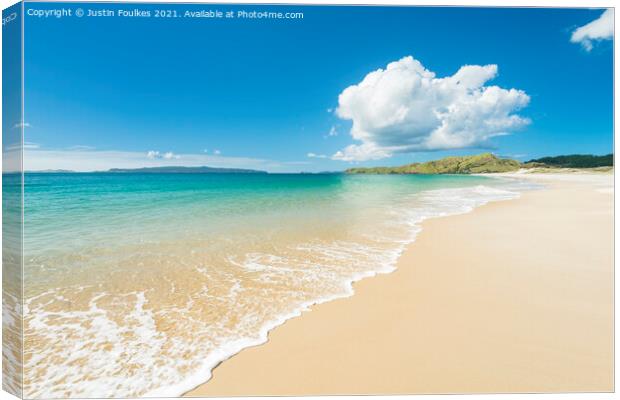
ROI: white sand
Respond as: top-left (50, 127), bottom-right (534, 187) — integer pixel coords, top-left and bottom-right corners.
top-left (187, 173), bottom-right (614, 396)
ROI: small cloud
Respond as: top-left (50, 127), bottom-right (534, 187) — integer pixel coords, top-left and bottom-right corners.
top-left (6, 141), bottom-right (40, 152)
top-left (23, 142), bottom-right (40, 150)
top-left (67, 145), bottom-right (95, 151)
top-left (571, 9), bottom-right (614, 51)
top-left (147, 150), bottom-right (180, 160)
top-left (323, 126), bottom-right (339, 139)
top-left (13, 122), bottom-right (31, 129)
top-left (327, 108), bottom-right (334, 113)
top-left (147, 150), bottom-right (161, 159)
top-left (331, 143), bottom-right (390, 162)
top-left (307, 152), bottom-right (328, 159)
top-left (203, 149), bottom-right (208, 153)
top-left (213, 149), bottom-right (221, 155)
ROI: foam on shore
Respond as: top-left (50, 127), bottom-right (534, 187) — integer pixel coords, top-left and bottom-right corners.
top-left (23, 176), bottom-right (538, 398)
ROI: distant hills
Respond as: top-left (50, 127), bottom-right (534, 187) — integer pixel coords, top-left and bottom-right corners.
top-left (24, 153), bottom-right (614, 175)
top-left (346, 153), bottom-right (614, 175)
top-left (346, 153), bottom-right (521, 174)
top-left (524, 154), bottom-right (613, 169)
top-left (28, 169), bottom-right (76, 173)
top-left (106, 166), bottom-right (267, 174)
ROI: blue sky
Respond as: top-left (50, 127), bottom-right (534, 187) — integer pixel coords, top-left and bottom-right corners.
top-left (22, 3), bottom-right (613, 172)
top-left (2, 2), bottom-right (22, 172)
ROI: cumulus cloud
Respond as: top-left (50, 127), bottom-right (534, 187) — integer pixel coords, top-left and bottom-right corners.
top-left (332, 56), bottom-right (530, 161)
top-left (571, 9), bottom-right (614, 51)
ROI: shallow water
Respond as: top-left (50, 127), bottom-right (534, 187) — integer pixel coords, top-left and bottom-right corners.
top-left (20, 172), bottom-right (535, 398)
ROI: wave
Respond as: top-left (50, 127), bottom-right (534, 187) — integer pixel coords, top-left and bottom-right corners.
top-left (23, 181), bottom-right (534, 398)
top-left (153, 184), bottom-right (525, 397)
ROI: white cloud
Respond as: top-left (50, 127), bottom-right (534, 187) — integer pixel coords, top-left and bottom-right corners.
top-left (333, 56), bottom-right (530, 161)
top-left (213, 149), bottom-right (221, 155)
top-left (307, 152), bottom-right (328, 159)
top-left (67, 145), bottom-right (95, 151)
top-left (571, 9), bottom-right (614, 51)
top-left (327, 126), bottom-right (338, 137)
top-left (23, 142), bottom-right (40, 150)
top-left (147, 150), bottom-right (179, 160)
top-left (4, 141), bottom-right (40, 152)
top-left (332, 143), bottom-right (392, 162)
top-left (13, 122), bottom-right (31, 129)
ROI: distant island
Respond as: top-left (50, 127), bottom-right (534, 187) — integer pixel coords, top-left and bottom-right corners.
top-left (106, 166), bottom-right (268, 174)
top-left (26, 169), bottom-right (77, 173)
top-left (346, 153), bottom-right (613, 175)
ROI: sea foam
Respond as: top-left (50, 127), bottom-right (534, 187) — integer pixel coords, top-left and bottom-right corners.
top-left (149, 184), bottom-right (527, 397)
top-left (23, 178), bottom-right (537, 398)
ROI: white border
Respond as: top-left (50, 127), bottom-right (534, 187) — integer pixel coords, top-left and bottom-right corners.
top-left (0, 1), bottom-right (616, 400)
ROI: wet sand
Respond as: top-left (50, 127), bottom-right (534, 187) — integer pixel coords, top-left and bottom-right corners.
top-left (186, 173), bottom-right (614, 396)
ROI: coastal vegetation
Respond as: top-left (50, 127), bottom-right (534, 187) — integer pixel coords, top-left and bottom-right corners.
top-left (346, 153), bottom-right (614, 175)
top-left (524, 154), bottom-right (613, 169)
top-left (346, 153), bottom-right (521, 174)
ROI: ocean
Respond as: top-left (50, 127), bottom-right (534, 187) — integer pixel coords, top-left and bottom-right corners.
top-left (19, 172), bottom-right (534, 398)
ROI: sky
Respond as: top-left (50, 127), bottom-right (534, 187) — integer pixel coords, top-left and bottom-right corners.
top-left (19, 3), bottom-right (614, 172)
top-left (2, 2), bottom-right (22, 172)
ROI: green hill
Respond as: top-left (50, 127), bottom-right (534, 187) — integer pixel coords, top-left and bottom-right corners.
top-left (524, 154), bottom-right (613, 168)
top-left (346, 153), bottom-right (520, 174)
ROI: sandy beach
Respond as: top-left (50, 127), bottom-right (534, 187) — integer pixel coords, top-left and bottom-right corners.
top-left (186, 173), bottom-right (614, 396)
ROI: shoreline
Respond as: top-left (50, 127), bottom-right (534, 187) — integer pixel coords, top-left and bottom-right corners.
top-left (164, 176), bottom-right (522, 397)
top-left (185, 173), bottom-right (613, 396)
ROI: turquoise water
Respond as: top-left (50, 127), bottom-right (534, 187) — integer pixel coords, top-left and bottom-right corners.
top-left (25, 173), bottom-right (494, 232)
top-left (23, 173), bottom-right (499, 279)
top-left (2, 173), bottom-right (23, 396)
top-left (21, 172), bottom-right (526, 398)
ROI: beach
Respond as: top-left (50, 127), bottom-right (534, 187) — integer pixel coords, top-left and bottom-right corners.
top-left (24, 173), bottom-right (528, 398)
top-left (186, 172), bottom-right (614, 396)
top-left (19, 172), bottom-right (613, 397)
